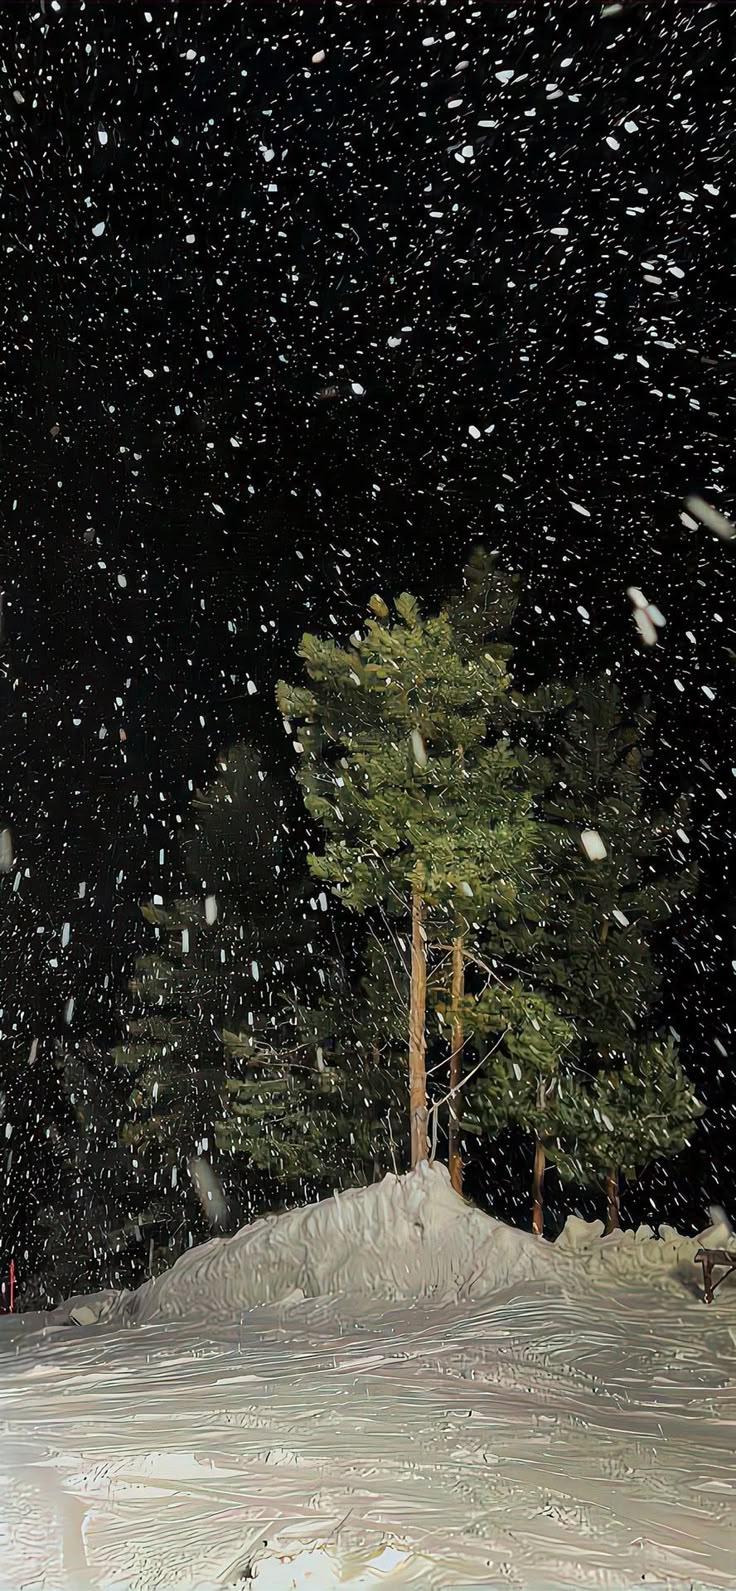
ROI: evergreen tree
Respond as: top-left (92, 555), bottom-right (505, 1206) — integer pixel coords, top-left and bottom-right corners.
top-left (551, 1035), bottom-right (702, 1224)
top-left (440, 555), bottom-right (701, 1231)
top-left (218, 933), bottom-right (408, 1187)
top-left (441, 547), bottom-right (517, 1192)
top-left (530, 676), bottom-right (702, 1228)
top-left (442, 974), bottom-right (575, 1231)
top-left (111, 743), bottom-right (321, 1243)
top-left (29, 1038), bottom-right (150, 1301)
top-left (0, 840), bottom-right (79, 1296)
top-left (441, 546), bottom-right (568, 1200)
top-left (276, 583), bottom-right (571, 1181)
top-left (105, 565), bottom-right (703, 1251)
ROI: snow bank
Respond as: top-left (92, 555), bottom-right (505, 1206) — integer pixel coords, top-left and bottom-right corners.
top-left (123, 1161), bottom-right (563, 1323)
top-left (53, 1164), bottom-right (731, 1331)
top-left (57, 1162), bottom-right (561, 1327)
top-left (558, 1206), bottom-right (736, 1290)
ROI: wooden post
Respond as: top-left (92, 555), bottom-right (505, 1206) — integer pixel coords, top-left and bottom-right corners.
top-left (694, 1248), bottom-right (736, 1304)
top-left (409, 882), bottom-right (429, 1166)
top-left (448, 932), bottom-right (465, 1194)
top-left (699, 1250), bottom-right (715, 1305)
top-left (605, 1169), bottom-right (621, 1233)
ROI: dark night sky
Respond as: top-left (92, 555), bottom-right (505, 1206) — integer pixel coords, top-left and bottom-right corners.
top-left (1, 0), bottom-right (735, 1245)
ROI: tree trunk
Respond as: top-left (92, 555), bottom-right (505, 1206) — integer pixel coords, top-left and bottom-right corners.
top-left (448, 931), bottom-right (465, 1195)
top-left (531, 1077), bottom-right (547, 1234)
top-left (370, 1045), bottom-right (383, 1181)
top-left (605, 1169), bottom-right (621, 1233)
top-left (531, 1136), bottom-right (545, 1235)
top-left (409, 883), bottom-right (429, 1166)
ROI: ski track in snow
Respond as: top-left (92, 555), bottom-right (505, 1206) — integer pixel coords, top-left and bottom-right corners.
top-left (1, 1279), bottom-right (735, 1590)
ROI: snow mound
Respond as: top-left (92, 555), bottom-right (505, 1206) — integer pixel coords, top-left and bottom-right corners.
top-left (558, 1207), bottom-right (736, 1290)
top-left (52, 1166), bottom-right (731, 1332)
top-left (59, 1163), bottom-right (561, 1327)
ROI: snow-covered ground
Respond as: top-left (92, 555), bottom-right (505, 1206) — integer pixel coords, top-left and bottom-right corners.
top-left (1, 1166), bottom-right (734, 1590)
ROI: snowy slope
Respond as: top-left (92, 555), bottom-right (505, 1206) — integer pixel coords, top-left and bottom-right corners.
top-left (1, 1165), bottom-right (735, 1590)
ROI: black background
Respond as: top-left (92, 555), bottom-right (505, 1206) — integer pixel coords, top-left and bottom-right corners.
top-left (1, 0), bottom-right (734, 1256)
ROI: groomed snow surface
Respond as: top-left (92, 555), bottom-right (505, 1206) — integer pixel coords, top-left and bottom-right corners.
top-left (1, 1164), bottom-right (734, 1590)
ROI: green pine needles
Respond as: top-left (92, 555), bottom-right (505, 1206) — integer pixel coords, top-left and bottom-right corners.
top-left (276, 573), bottom-right (575, 1193)
top-left (96, 549), bottom-right (703, 1260)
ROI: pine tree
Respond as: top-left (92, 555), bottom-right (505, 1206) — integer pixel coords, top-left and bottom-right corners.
top-left (0, 848), bottom-right (76, 1295)
top-left (531, 677), bottom-right (702, 1229)
top-left (440, 556), bottom-right (701, 1231)
top-left (276, 582), bottom-right (570, 1180)
top-left (218, 933), bottom-right (408, 1187)
top-left (550, 1035), bottom-right (702, 1222)
top-left (30, 1038), bottom-right (148, 1301)
top-left (442, 547), bottom-right (517, 1193)
top-left (443, 977), bottom-right (575, 1230)
top-left (111, 743), bottom-right (320, 1242)
top-left (443, 546), bottom-right (588, 1211)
